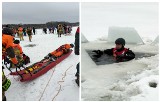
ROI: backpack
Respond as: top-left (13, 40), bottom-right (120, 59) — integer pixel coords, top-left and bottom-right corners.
top-left (23, 54), bottom-right (30, 65)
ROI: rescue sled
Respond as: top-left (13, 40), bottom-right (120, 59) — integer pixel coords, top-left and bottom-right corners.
top-left (10, 50), bottom-right (72, 82)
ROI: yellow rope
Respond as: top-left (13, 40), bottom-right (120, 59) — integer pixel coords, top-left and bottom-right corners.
top-left (52, 65), bottom-right (73, 101)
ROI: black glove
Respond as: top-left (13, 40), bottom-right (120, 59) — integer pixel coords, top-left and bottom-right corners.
top-left (44, 53), bottom-right (52, 59)
top-left (92, 50), bottom-right (103, 55)
top-left (4, 57), bottom-right (12, 64)
top-left (92, 50), bottom-right (103, 58)
top-left (48, 53), bottom-right (52, 57)
top-left (92, 50), bottom-right (98, 54)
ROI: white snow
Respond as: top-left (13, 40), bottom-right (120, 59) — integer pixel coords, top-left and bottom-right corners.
top-left (3, 27), bottom-right (79, 101)
top-left (152, 36), bottom-right (159, 45)
top-left (96, 35), bottom-right (108, 41)
top-left (99, 55), bottom-right (159, 101)
top-left (107, 26), bottom-right (144, 44)
top-left (81, 33), bottom-right (89, 43)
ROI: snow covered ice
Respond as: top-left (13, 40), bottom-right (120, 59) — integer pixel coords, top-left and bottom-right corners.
top-left (152, 36), bottom-right (159, 45)
top-left (3, 27), bottom-right (79, 101)
top-left (81, 33), bottom-right (89, 43)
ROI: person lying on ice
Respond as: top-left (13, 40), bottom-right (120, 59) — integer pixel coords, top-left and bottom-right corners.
top-left (92, 38), bottom-right (135, 62)
top-left (44, 43), bottom-right (74, 61)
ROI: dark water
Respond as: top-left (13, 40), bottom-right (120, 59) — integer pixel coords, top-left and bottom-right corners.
top-left (86, 50), bottom-right (156, 65)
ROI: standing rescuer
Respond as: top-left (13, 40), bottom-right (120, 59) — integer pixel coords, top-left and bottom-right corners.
top-left (92, 38), bottom-right (135, 62)
top-left (2, 28), bottom-right (22, 101)
top-left (74, 27), bottom-right (79, 86)
top-left (27, 27), bottom-right (32, 42)
top-left (58, 24), bottom-right (63, 37)
top-left (18, 26), bottom-right (24, 41)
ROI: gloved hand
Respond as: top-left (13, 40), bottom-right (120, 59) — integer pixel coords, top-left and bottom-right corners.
top-left (92, 50), bottom-right (103, 58)
top-left (92, 50), bottom-right (103, 55)
top-left (48, 53), bottom-right (52, 57)
top-left (5, 57), bottom-right (12, 64)
top-left (44, 53), bottom-right (52, 59)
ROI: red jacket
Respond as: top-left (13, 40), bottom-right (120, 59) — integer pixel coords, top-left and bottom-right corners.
top-left (76, 27), bottom-right (79, 33)
top-left (113, 48), bottom-right (128, 57)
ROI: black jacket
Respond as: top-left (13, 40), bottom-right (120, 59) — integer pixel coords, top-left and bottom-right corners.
top-left (74, 27), bottom-right (79, 55)
top-left (93, 47), bottom-right (135, 62)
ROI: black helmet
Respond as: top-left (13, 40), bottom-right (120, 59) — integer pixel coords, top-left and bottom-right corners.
top-left (2, 28), bottom-right (13, 35)
top-left (115, 38), bottom-right (125, 46)
top-left (70, 44), bottom-right (74, 48)
top-left (14, 40), bottom-right (20, 44)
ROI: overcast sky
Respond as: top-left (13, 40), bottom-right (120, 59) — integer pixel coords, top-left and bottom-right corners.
top-left (2, 2), bottom-right (79, 24)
